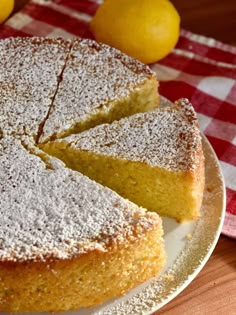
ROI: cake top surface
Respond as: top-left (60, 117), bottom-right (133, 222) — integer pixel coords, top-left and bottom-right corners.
top-left (0, 37), bottom-right (71, 139)
top-left (0, 36), bottom-right (154, 143)
top-left (59, 99), bottom-right (202, 172)
top-left (0, 136), bottom-right (159, 262)
top-left (40, 38), bottom-right (156, 142)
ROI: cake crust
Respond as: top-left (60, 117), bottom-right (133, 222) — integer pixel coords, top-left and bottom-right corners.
top-left (0, 223), bottom-right (165, 312)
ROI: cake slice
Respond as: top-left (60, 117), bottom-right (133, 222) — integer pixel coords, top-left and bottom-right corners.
top-left (43, 98), bottom-right (205, 222)
top-left (0, 136), bottom-right (165, 312)
top-left (38, 39), bottom-right (159, 143)
top-left (0, 37), bottom-right (158, 143)
top-left (0, 37), bottom-right (71, 139)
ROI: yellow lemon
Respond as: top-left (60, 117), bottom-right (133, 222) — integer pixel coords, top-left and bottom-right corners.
top-left (90, 0), bottom-right (180, 64)
top-left (0, 0), bottom-right (14, 24)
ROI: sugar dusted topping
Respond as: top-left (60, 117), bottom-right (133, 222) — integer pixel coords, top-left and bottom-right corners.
top-left (0, 137), bottom-right (159, 262)
top-left (60, 98), bottom-right (202, 172)
top-left (0, 37), bottom-right (160, 263)
top-left (40, 38), bottom-right (156, 142)
top-left (0, 37), bottom-right (71, 138)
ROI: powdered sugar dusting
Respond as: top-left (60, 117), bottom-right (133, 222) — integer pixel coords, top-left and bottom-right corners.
top-left (40, 38), bottom-right (156, 142)
top-left (0, 136), bottom-right (160, 262)
top-left (59, 98), bottom-right (202, 172)
top-left (0, 37), bottom-right (161, 263)
top-left (0, 37), bottom-right (71, 139)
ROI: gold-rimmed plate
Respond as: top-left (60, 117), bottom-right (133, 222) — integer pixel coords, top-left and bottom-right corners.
top-left (6, 99), bottom-right (226, 315)
top-left (84, 134), bottom-right (225, 315)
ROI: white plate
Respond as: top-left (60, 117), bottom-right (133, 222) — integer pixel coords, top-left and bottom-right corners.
top-left (5, 103), bottom-right (226, 315)
top-left (77, 135), bottom-right (225, 315)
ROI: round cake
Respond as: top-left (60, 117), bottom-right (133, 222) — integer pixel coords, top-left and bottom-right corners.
top-left (0, 37), bottom-right (165, 312)
top-left (43, 98), bottom-right (205, 222)
top-left (0, 37), bottom-right (204, 312)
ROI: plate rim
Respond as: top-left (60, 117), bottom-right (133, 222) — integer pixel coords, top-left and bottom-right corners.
top-left (91, 118), bottom-right (226, 315)
top-left (5, 100), bottom-right (226, 315)
top-left (144, 135), bottom-right (227, 314)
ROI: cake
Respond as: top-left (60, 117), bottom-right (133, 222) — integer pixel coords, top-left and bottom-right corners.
top-left (43, 99), bottom-right (205, 222)
top-left (0, 37), bottom-right (158, 143)
top-left (0, 37), bottom-right (165, 312)
top-left (0, 136), bottom-right (165, 312)
top-left (38, 38), bottom-right (159, 143)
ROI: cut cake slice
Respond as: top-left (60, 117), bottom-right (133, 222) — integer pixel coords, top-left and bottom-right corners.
top-left (0, 37), bottom-right (158, 144)
top-left (0, 136), bottom-right (165, 312)
top-left (43, 98), bottom-right (205, 222)
top-left (39, 39), bottom-right (159, 143)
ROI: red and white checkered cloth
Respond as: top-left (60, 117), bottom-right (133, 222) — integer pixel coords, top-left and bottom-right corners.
top-left (1, 0), bottom-right (235, 238)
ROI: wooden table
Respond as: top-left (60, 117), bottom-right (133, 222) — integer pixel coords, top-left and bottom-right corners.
top-left (11, 1), bottom-right (236, 314)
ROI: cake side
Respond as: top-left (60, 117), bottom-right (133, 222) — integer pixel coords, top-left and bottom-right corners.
top-left (39, 39), bottom-right (159, 143)
top-left (0, 221), bottom-right (165, 312)
top-left (42, 148), bottom-right (203, 222)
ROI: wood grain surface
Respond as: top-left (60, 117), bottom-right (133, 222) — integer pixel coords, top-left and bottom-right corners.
top-left (10, 1), bottom-right (236, 315)
top-left (158, 236), bottom-right (236, 315)
top-left (172, 0), bottom-right (236, 46)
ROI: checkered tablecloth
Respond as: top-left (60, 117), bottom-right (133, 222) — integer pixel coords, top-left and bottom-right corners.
top-left (1, 0), bottom-right (235, 238)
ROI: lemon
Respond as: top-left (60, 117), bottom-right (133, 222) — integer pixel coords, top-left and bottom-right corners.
top-left (90, 0), bottom-right (180, 64)
top-left (0, 0), bottom-right (14, 24)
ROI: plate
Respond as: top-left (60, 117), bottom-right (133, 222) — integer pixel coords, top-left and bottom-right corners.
top-left (6, 101), bottom-right (226, 315)
top-left (78, 135), bottom-right (225, 315)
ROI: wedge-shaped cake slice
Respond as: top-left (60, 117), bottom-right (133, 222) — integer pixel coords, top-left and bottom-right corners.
top-left (39, 39), bottom-right (159, 143)
top-left (43, 99), bottom-right (205, 222)
top-left (0, 136), bottom-right (165, 312)
top-left (0, 37), bottom-right (71, 139)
